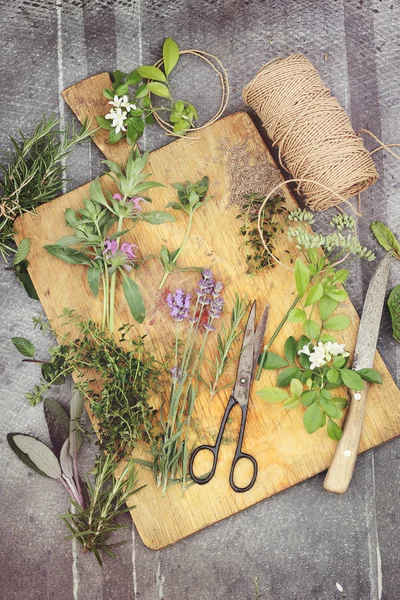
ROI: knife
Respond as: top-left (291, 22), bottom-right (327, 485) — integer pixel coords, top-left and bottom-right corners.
top-left (323, 252), bottom-right (392, 494)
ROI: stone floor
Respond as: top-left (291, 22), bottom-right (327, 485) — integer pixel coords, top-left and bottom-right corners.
top-left (1, 1), bottom-right (399, 599)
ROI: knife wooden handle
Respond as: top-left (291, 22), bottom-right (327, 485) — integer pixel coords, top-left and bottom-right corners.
top-left (323, 384), bottom-right (369, 494)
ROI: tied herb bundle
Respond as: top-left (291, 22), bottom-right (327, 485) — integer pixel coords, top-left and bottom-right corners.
top-left (45, 149), bottom-right (175, 330)
top-left (256, 210), bottom-right (381, 440)
top-left (8, 390), bottom-right (141, 566)
top-left (12, 313), bottom-right (161, 459)
top-left (0, 116), bottom-right (93, 260)
top-left (98, 37), bottom-right (198, 144)
top-left (150, 269), bottom-right (225, 495)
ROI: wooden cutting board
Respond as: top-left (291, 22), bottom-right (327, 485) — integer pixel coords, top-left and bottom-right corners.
top-left (14, 75), bottom-right (400, 550)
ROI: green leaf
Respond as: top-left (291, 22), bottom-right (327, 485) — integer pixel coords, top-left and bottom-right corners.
top-left (332, 397), bottom-right (348, 409)
top-left (357, 368), bottom-right (383, 384)
top-left (70, 388), bottom-right (84, 456)
top-left (284, 336), bottom-right (297, 363)
top-left (96, 116), bottom-right (112, 130)
top-left (388, 285), bottom-right (400, 342)
top-left (103, 88), bottom-right (114, 100)
top-left (277, 367), bottom-right (302, 387)
top-left (141, 210), bottom-right (176, 225)
top-left (11, 434), bottom-right (61, 479)
top-left (332, 356), bottom-right (346, 369)
top-left (340, 369), bottom-right (364, 391)
top-left (261, 352), bottom-right (289, 370)
top-left (319, 334), bottom-right (336, 343)
top-left (88, 265), bottom-right (101, 297)
top-left (257, 387), bottom-right (289, 403)
top-left (288, 308), bottom-right (306, 323)
top-left (294, 259), bottom-right (310, 297)
top-left (7, 433), bottom-right (50, 477)
top-left (43, 398), bottom-right (70, 457)
top-left (297, 335), bottom-right (310, 351)
top-left (326, 288), bottom-right (348, 302)
top-left (115, 83), bottom-right (129, 95)
top-left (135, 84), bottom-right (149, 98)
top-left (163, 37), bottom-right (180, 76)
top-left (371, 221), bottom-right (400, 258)
top-left (125, 70), bottom-right (142, 85)
top-left (147, 82), bottom-right (170, 98)
top-left (283, 397), bottom-right (300, 409)
top-left (301, 390), bottom-right (317, 406)
top-left (305, 283), bottom-right (324, 307)
top-left (14, 261), bottom-right (39, 300)
top-left (303, 319), bottom-right (320, 339)
top-left (324, 315), bottom-right (350, 331)
top-left (290, 378), bottom-right (303, 397)
top-left (122, 271), bottom-right (145, 323)
top-left (11, 336), bottom-right (35, 358)
top-left (109, 129), bottom-right (123, 144)
top-left (327, 419), bottom-right (343, 441)
top-left (319, 295), bottom-right (338, 321)
top-left (327, 367), bottom-right (341, 384)
top-left (303, 402), bottom-right (323, 434)
top-left (320, 395), bottom-right (343, 419)
top-left (136, 66), bottom-right (167, 82)
top-left (13, 238), bottom-right (31, 265)
top-left (44, 245), bottom-right (91, 265)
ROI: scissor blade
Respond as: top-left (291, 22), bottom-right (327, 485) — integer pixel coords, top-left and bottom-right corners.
top-left (353, 252), bottom-right (392, 370)
top-left (253, 304), bottom-right (269, 369)
top-left (233, 301), bottom-right (256, 407)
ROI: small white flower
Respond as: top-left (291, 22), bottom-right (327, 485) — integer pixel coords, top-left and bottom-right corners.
top-left (323, 341), bottom-right (349, 360)
top-left (298, 344), bottom-right (311, 356)
top-left (120, 95), bottom-right (137, 112)
top-left (309, 342), bottom-right (327, 370)
top-left (108, 94), bottom-right (123, 109)
top-left (105, 107), bottom-right (127, 133)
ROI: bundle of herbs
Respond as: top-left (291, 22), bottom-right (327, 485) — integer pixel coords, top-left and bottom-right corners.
top-left (13, 312), bottom-right (161, 458)
top-left (8, 389), bottom-right (141, 566)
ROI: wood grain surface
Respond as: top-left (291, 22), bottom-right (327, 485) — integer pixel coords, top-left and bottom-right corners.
top-left (14, 78), bottom-right (400, 550)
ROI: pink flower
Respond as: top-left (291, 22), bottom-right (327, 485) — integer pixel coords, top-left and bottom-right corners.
top-left (120, 242), bottom-right (139, 261)
top-left (128, 197), bottom-right (146, 211)
top-left (102, 238), bottom-right (118, 256)
top-left (113, 193), bottom-right (122, 201)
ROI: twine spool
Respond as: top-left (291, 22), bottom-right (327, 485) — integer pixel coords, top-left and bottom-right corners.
top-left (243, 54), bottom-right (379, 211)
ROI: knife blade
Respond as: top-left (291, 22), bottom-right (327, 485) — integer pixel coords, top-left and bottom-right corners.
top-left (323, 252), bottom-right (392, 494)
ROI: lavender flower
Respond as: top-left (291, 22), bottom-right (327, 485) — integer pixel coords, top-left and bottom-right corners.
top-left (204, 280), bottom-right (224, 329)
top-left (102, 238), bottom-right (118, 257)
top-left (170, 366), bottom-right (182, 382)
top-left (196, 269), bottom-right (215, 304)
top-left (166, 288), bottom-right (192, 322)
top-left (128, 197), bottom-right (146, 210)
top-left (120, 242), bottom-right (139, 261)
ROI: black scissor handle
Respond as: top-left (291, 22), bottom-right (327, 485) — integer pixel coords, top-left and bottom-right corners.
top-left (188, 443), bottom-right (219, 485)
top-left (229, 450), bottom-right (258, 493)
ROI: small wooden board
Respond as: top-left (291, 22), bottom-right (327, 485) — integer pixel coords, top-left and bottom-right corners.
top-left (14, 75), bottom-right (400, 550)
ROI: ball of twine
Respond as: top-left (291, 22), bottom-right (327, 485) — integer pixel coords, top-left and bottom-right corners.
top-left (243, 54), bottom-right (379, 211)
top-left (152, 49), bottom-right (229, 137)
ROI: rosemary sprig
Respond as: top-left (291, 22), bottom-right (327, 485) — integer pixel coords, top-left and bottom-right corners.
top-left (61, 453), bottom-right (141, 566)
top-left (0, 115), bottom-right (94, 259)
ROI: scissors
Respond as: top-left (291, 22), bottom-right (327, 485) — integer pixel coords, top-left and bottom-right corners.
top-left (189, 300), bottom-right (269, 493)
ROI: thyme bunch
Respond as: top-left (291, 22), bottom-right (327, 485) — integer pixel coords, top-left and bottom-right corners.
top-left (238, 193), bottom-right (286, 274)
top-left (0, 116), bottom-right (93, 259)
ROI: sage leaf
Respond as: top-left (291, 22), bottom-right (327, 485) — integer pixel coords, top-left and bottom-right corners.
top-left (122, 271), bottom-right (145, 323)
top-left (88, 265), bottom-right (101, 297)
top-left (54, 235), bottom-right (82, 247)
top-left (371, 221), bottom-right (400, 259)
top-left (288, 308), bottom-right (306, 323)
top-left (11, 434), bottom-right (61, 479)
top-left (141, 211), bottom-right (176, 225)
top-left (294, 258), bottom-right (310, 297)
top-left (11, 336), bottom-right (35, 358)
top-left (44, 398), bottom-right (70, 457)
top-left (137, 65), bottom-right (167, 82)
top-left (261, 352), bottom-right (289, 370)
top-left (357, 368), bottom-right (383, 384)
top-left (70, 388), bottom-right (84, 456)
top-left (303, 402), bottom-right (323, 434)
top-left (7, 433), bottom-right (49, 477)
top-left (387, 284), bottom-right (400, 342)
top-left (257, 387), bottom-right (289, 403)
top-left (327, 418), bottom-right (343, 441)
top-left (44, 245), bottom-right (91, 265)
top-left (341, 368), bottom-right (364, 391)
top-left (60, 439), bottom-right (74, 482)
top-left (319, 295), bottom-right (338, 321)
top-left (303, 319), bottom-right (320, 339)
top-left (277, 367), bottom-right (302, 387)
top-left (284, 336), bottom-right (297, 363)
top-left (89, 176), bottom-right (110, 209)
top-left (324, 314), bottom-right (350, 331)
top-left (305, 283), bottom-right (324, 307)
top-left (163, 37), bottom-right (180, 76)
top-left (13, 238), bottom-right (31, 265)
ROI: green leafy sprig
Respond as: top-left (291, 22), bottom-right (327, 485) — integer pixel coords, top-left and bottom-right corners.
top-left (158, 175), bottom-right (210, 289)
top-left (98, 37), bottom-right (198, 145)
top-left (44, 149), bottom-right (174, 330)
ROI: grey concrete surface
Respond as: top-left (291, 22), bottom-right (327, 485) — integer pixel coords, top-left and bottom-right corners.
top-left (1, 1), bottom-right (399, 599)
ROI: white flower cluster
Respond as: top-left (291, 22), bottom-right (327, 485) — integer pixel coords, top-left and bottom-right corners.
top-left (298, 341), bottom-right (349, 370)
top-left (105, 95), bottom-right (137, 134)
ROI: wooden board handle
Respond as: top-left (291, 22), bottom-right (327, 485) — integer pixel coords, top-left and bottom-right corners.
top-left (323, 384), bottom-right (369, 494)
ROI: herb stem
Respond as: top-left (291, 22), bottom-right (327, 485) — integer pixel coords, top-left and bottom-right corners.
top-left (158, 211), bottom-right (194, 290)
